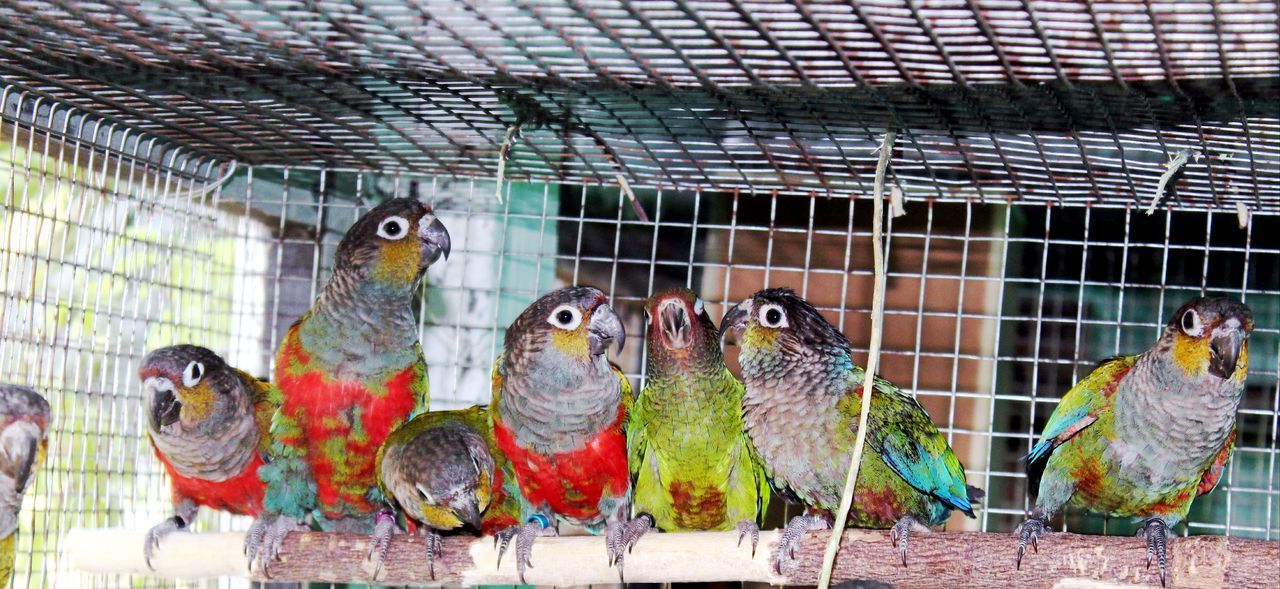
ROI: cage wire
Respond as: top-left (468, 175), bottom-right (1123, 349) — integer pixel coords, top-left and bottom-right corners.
top-left (0, 0), bottom-right (1277, 588)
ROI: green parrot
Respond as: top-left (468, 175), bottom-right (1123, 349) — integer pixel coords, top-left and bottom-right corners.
top-left (1016, 297), bottom-right (1253, 586)
top-left (629, 288), bottom-right (769, 551)
top-left (0, 385), bottom-right (50, 588)
top-left (245, 197), bottom-right (451, 573)
top-left (367, 405), bottom-right (519, 579)
top-left (720, 288), bottom-right (983, 572)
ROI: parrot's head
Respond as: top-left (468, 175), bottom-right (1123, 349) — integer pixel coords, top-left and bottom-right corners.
top-left (139, 345), bottom-right (251, 436)
top-left (334, 197), bottom-right (451, 290)
top-left (644, 287), bottom-right (720, 363)
top-left (391, 421), bottom-right (495, 532)
top-left (720, 288), bottom-right (849, 371)
top-left (0, 384), bottom-right (51, 500)
top-left (1163, 297), bottom-right (1253, 381)
top-left (505, 286), bottom-right (625, 364)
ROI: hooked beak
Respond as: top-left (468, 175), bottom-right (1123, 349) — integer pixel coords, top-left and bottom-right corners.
top-left (419, 213), bottom-right (452, 263)
top-left (1208, 325), bottom-right (1245, 379)
top-left (719, 301), bottom-right (750, 352)
top-left (454, 496), bottom-right (483, 531)
top-left (588, 304), bottom-right (625, 357)
top-left (144, 377), bottom-right (182, 430)
top-left (657, 299), bottom-right (691, 349)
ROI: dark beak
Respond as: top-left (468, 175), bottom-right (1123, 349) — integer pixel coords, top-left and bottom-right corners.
top-left (419, 214), bottom-right (452, 263)
top-left (455, 497), bottom-right (482, 531)
top-left (145, 377), bottom-right (182, 429)
top-left (719, 301), bottom-right (750, 352)
top-left (658, 299), bottom-right (691, 349)
top-left (1208, 327), bottom-right (1245, 379)
top-left (588, 304), bottom-right (625, 356)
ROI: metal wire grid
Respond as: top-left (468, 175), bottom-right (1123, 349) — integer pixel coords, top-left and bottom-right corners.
top-left (0, 88), bottom-right (250, 588)
top-left (0, 1), bottom-right (1276, 205)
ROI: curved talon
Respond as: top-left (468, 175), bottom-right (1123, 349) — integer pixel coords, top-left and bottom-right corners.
top-left (366, 510), bottom-right (399, 580)
top-left (245, 516), bottom-right (308, 578)
top-left (1015, 517), bottom-right (1047, 570)
top-left (607, 513), bottom-right (654, 581)
top-left (143, 516), bottom-right (186, 570)
top-left (774, 514), bottom-right (830, 574)
top-left (1138, 518), bottom-right (1170, 587)
top-left (735, 520), bottom-right (761, 558)
top-left (495, 518), bottom-right (552, 583)
top-left (424, 530), bottom-right (444, 580)
top-left (889, 516), bottom-right (930, 568)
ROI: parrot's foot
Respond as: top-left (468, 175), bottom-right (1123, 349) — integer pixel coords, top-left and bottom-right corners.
top-left (774, 514), bottom-right (830, 574)
top-left (736, 520), bottom-right (761, 557)
top-left (244, 516), bottom-right (309, 577)
top-left (366, 509), bottom-right (399, 581)
top-left (494, 515), bottom-right (555, 583)
top-left (143, 515), bottom-right (187, 570)
top-left (606, 513), bottom-right (654, 581)
top-left (1014, 515), bottom-right (1048, 570)
top-left (889, 515), bottom-right (931, 567)
top-left (422, 529), bottom-right (444, 580)
top-left (1137, 517), bottom-right (1170, 587)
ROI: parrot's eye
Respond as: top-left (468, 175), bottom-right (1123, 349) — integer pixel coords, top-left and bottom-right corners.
top-left (694, 298), bottom-right (705, 316)
top-left (376, 215), bottom-right (410, 240)
top-left (182, 361), bottom-right (204, 388)
top-left (643, 308), bottom-right (651, 322)
top-left (547, 304), bottom-right (583, 330)
top-left (416, 485), bottom-right (434, 504)
top-left (1180, 308), bottom-right (1204, 337)
top-left (759, 303), bottom-right (788, 328)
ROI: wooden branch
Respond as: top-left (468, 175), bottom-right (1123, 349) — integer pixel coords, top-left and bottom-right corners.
top-left (66, 527), bottom-right (1278, 588)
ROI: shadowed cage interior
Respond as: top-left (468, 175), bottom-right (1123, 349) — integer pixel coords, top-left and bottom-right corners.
top-left (0, 1), bottom-right (1277, 587)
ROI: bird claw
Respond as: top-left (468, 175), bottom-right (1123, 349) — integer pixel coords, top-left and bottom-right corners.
top-left (1138, 518), bottom-right (1170, 587)
top-left (423, 529), bottom-right (444, 580)
top-left (143, 515), bottom-right (186, 570)
top-left (774, 514), bottom-right (830, 574)
top-left (606, 513), bottom-right (654, 581)
top-left (1015, 516), bottom-right (1047, 570)
top-left (736, 520), bottom-right (761, 558)
top-left (244, 516), bottom-right (308, 577)
top-left (366, 509), bottom-right (399, 580)
top-left (494, 518), bottom-right (553, 583)
top-left (890, 515), bottom-right (930, 567)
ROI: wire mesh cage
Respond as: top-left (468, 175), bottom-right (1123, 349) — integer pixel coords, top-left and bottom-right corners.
top-left (0, 1), bottom-right (1277, 588)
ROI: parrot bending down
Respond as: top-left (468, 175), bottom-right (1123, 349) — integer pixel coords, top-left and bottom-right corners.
top-left (139, 345), bottom-right (275, 567)
top-left (629, 288), bottom-right (769, 549)
top-left (367, 405), bottom-right (518, 579)
top-left (489, 286), bottom-right (642, 581)
top-left (1016, 297), bottom-right (1253, 586)
top-left (246, 197), bottom-right (451, 572)
top-left (720, 288), bottom-right (983, 572)
top-left (0, 385), bottom-right (50, 587)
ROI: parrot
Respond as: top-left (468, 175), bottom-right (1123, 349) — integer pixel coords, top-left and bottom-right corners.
top-left (720, 288), bottom-right (983, 572)
top-left (1016, 297), bottom-right (1253, 586)
top-left (0, 384), bottom-right (50, 588)
top-left (139, 345), bottom-right (275, 568)
top-left (628, 288), bottom-right (770, 549)
top-left (489, 286), bottom-right (644, 582)
top-left (366, 405), bottom-right (519, 579)
top-left (245, 197), bottom-right (451, 572)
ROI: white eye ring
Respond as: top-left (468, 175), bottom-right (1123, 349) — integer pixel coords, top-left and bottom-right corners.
top-left (547, 304), bottom-right (583, 330)
top-left (758, 303), bottom-right (788, 328)
top-left (377, 215), bottom-right (410, 240)
top-left (643, 308), bottom-right (651, 322)
top-left (416, 484), bottom-right (434, 504)
top-left (1181, 309), bottom-right (1203, 337)
top-left (182, 361), bottom-right (204, 388)
top-left (694, 298), bottom-right (705, 316)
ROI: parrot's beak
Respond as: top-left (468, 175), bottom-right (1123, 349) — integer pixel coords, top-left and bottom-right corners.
top-left (657, 298), bottom-right (691, 349)
top-left (455, 497), bottom-right (483, 531)
top-left (588, 304), bottom-right (625, 356)
top-left (419, 214), bottom-right (452, 263)
top-left (144, 377), bottom-right (182, 430)
top-left (719, 301), bottom-right (750, 352)
top-left (1208, 321), bottom-right (1246, 379)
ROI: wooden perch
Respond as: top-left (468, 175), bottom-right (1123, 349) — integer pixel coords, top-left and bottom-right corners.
top-left (66, 527), bottom-right (1278, 588)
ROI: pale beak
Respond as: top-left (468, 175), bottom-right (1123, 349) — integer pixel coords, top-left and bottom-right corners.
top-left (719, 301), bottom-right (750, 352)
top-left (588, 304), bottom-right (625, 356)
top-left (419, 214), bottom-right (452, 262)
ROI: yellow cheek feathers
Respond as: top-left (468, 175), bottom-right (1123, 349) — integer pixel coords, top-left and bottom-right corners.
top-left (419, 502), bottom-right (464, 530)
top-left (550, 321), bottom-right (591, 359)
top-left (1233, 342), bottom-right (1249, 381)
top-left (370, 233), bottom-right (422, 285)
top-left (1171, 333), bottom-right (1249, 381)
top-left (744, 325), bottom-right (779, 350)
top-left (178, 383), bottom-right (216, 423)
top-left (476, 470), bottom-right (493, 511)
